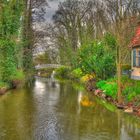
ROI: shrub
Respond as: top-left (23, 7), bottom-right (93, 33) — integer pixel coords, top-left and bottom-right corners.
top-left (55, 66), bottom-right (70, 79)
top-left (127, 92), bottom-right (137, 101)
top-left (0, 39), bottom-right (17, 82)
top-left (81, 73), bottom-right (96, 83)
top-left (122, 64), bottom-right (131, 71)
top-left (102, 83), bottom-right (117, 98)
top-left (70, 68), bottom-right (84, 79)
top-left (97, 77), bottom-right (140, 101)
top-left (10, 70), bottom-right (25, 81)
top-left (96, 80), bottom-right (117, 99)
top-left (0, 81), bottom-right (9, 89)
top-left (123, 82), bottom-right (140, 101)
top-left (96, 80), bottom-right (106, 88)
top-left (75, 39), bottom-right (116, 80)
top-left (120, 76), bottom-right (140, 101)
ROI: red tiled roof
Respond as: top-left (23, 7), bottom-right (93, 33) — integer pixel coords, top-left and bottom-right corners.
top-left (131, 25), bottom-right (140, 47)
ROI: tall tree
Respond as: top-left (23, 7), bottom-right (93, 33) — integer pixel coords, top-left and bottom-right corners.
top-left (22, 0), bottom-right (34, 83)
top-left (106, 0), bottom-right (140, 103)
top-left (0, 0), bottom-right (24, 82)
top-left (52, 0), bottom-right (140, 103)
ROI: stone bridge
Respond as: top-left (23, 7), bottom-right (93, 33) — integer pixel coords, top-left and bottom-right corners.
top-left (35, 64), bottom-right (63, 70)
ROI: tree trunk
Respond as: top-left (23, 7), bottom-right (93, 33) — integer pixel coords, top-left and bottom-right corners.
top-left (117, 62), bottom-right (123, 104)
top-left (23, 0), bottom-right (34, 85)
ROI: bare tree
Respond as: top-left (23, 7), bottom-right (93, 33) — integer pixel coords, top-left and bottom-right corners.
top-left (32, 0), bottom-right (48, 22)
top-left (52, 0), bottom-right (117, 62)
top-left (52, 0), bottom-right (140, 103)
top-left (105, 0), bottom-right (140, 104)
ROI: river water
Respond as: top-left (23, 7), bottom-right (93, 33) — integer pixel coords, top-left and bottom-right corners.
top-left (0, 77), bottom-right (140, 140)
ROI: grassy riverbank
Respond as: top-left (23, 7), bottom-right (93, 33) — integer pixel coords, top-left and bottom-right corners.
top-left (0, 70), bottom-right (25, 95)
top-left (96, 76), bottom-right (140, 102)
top-left (0, 81), bottom-right (9, 95)
top-left (0, 1), bottom-right (33, 95)
top-left (54, 66), bottom-right (140, 117)
top-left (95, 76), bottom-right (140, 116)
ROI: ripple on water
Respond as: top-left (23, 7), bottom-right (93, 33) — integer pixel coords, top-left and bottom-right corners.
top-left (34, 111), bottom-right (62, 140)
top-left (0, 78), bottom-right (140, 140)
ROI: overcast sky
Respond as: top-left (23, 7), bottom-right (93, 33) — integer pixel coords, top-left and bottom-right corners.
top-left (45, 0), bottom-right (64, 23)
top-left (33, 0), bottom-right (65, 54)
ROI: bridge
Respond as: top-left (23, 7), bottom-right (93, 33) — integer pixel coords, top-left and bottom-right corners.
top-left (35, 64), bottom-right (63, 70)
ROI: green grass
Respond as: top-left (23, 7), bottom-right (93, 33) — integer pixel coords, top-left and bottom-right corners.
top-left (10, 70), bottom-right (25, 81)
top-left (96, 76), bottom-right (140, 101)
top-left (55, 66), bottom-right (71, 79)
top-left (96, 79), bottom-right (117, 99)
top-left (0, 81), bottom-right (9, 89)
top-left (70, 68), bottom-right (84, 79)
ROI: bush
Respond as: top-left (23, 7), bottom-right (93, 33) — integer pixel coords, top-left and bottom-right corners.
top-left (0, 81), bottom-right (9, 89)
top-left (74, 38), bottom-right (116, 80)
top-left (55, 66), bottom-right (70, 79)
top-left (97, 76), bottom-right (140, 101)
top-left (0, 39), bottom-right (17, 82)
top-left (96, 80), bottom-right (117, 99)
top-left (96, 80), bottom-right (106, 88)
top-left (122, 81), bottom-right (140, 101)
top-left (10, 70), bottom-right (25, 81)
top-left (102, 83), bottom-right (117, 98)
top-left (122, 64), bottom-right (131, 71)
top-left (81, 73), bottom-right (96, 83)
top-left (70, 68), bottom-right (84, 79)
top-left (120, 76), bottom-right (140, 101)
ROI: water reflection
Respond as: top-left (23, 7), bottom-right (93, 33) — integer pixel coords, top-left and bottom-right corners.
top-left (0, 78), bottom-right (140, 140)
top-left (0, 88), bottom-right (35, 140)
top-left (33, 78), bottom-right (61, 140)
top-left (77, 91), bottom-right (83, 114)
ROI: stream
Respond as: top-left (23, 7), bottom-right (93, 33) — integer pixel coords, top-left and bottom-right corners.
top-left (0, 77), bottom-right (140, 140)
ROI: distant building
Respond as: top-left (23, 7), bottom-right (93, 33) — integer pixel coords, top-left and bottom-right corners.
top-left (130, 22), bottom-right (140, 80)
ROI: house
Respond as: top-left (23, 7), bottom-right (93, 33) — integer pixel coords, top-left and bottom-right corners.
top-left (130, 23), bottom-right (140, 80)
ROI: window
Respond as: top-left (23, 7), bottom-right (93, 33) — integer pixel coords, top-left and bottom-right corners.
top-left (133, 49), bottom-right (140, 67)
top-left (133, 49), bottom-right (136, 67)
top-left (138, 50), bottom-right (140, 66)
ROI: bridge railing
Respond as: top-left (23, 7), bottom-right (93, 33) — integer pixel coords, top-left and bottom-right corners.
top-left (35, 64), bottom-right (63, 70)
